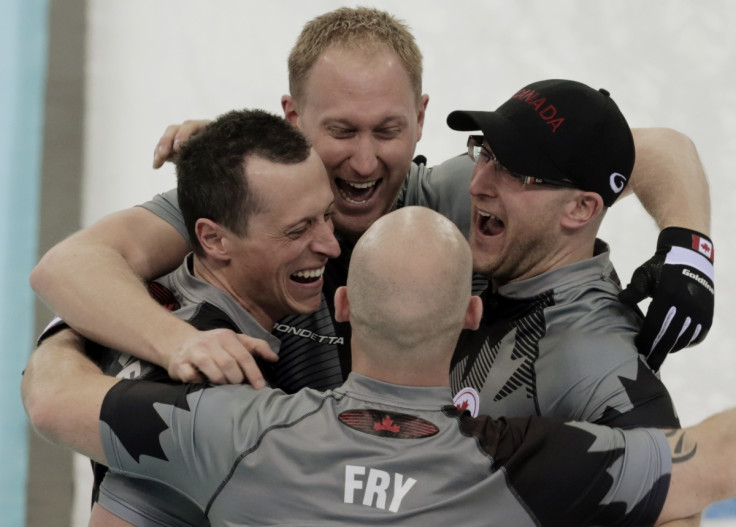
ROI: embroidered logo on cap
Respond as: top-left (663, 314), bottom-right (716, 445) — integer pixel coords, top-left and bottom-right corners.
top-left (610, 172), bottom-right (627, 194)
top-left (512, 88), bottom-right (565, 133)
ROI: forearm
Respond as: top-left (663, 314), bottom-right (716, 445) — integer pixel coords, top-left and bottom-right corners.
top-left (22, 330), bottom-right (117, 463)
top-left (30, 207), bottom-right (192, 365)
top-left (657, 408), bottom-right (736, 524)
top-left (34, 241), bottom-right (199, 365)
top-left (657, 514), bottom-right (701, 527)
top-left (628, 128), bottom-right (710, 234)
top-left (684, 409), bottom-right (736, 504)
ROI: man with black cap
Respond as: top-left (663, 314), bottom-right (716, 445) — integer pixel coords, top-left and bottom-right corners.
top-left (448, 79), bottom-right (714, 431)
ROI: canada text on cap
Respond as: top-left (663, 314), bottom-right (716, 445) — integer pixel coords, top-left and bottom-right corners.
top-left (447, 79), bottom-right (635, 206)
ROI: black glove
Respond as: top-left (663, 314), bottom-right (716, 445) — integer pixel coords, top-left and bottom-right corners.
top-left (619, 227), bottom-right (714, 371)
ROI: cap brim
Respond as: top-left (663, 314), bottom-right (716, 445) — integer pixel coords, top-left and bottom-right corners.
top-left (448, 110), bottom-right (534, 172)
top-left (447, 110), bottom-right (488, 132)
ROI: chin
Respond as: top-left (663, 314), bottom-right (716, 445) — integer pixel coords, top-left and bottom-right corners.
top-left (295, 298), bottom-right (323, 315)
top-left (335, 216), bottom-right (374, 240)
top-left (471, 256), bottom-right (497, 277)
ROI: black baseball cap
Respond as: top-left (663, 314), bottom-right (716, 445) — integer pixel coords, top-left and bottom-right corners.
top-left (447, 79), bottom-right (635, 206)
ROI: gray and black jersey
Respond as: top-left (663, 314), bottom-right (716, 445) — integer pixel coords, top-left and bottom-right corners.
top-left (451, 242), bottom-right (680, 429)
top-left (96, 253), bottom-right (282, 381)
top-left (92, 254), bottom-right (283, 526)
top-left (140, 154), bottom-right (485, 384)
top-left (89, 156), bottom-right (475, 525)
top-left (100, 373), bottom-right (671, 526)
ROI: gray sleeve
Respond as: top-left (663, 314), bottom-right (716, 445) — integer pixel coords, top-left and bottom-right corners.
top-left (401, 154), bottom-right (474, 239)
top-left (100, 381), bottom-right (277, 510)
top-left (136, 188), bottom-right (190, 242)
top-left (97, 472), bottom-right (206, 527)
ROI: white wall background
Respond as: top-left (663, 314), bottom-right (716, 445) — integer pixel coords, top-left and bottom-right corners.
top-left (75, 1), bottom-right (736, 524)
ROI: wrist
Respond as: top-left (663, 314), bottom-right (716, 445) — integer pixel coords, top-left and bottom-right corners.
top-left (658, 227), bottom-right (714, 263)
top-left (146, 316), bottom-right (199, 369)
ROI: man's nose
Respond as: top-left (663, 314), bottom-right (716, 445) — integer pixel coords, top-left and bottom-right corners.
top-left (348, 135), bottom-right (379, 177)
top-left (312, 221), bottom-right (341, 258)
top-left (469, 162), bottom-right (499, 198)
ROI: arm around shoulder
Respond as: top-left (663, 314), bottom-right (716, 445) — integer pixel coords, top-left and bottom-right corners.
top-left (30, 206), bottom-right (192, 364)
top-left (31, 205), bottom-right (189, 299)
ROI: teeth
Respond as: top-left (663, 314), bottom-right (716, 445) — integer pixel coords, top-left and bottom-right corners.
top-left (477, 210), bottom-right (499, 221)
top-left (292, 267), bottom-right (325, 279)
top-left (339, 190), bottom-right (368, 204)
top-left (346, 180), bottom-right (377, 189)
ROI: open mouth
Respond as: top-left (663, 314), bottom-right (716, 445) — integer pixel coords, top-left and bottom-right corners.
top-left (290, 266), bottom-right (326, 284)
top-left (477, 210), bottom-right (505, 236)
top-left (335, 178), bottom-right (382, 205)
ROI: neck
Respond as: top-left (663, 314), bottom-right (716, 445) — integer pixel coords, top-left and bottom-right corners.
top-left (350, 341), bottom-right (451, 387)
top-left (191, 255), bottom-right (276, 331)
top-left (490, 235), bottom-right (597, 290)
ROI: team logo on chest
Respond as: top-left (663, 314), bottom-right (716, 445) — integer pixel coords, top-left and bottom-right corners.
top-left (453, 387), bottom-right (480, 417)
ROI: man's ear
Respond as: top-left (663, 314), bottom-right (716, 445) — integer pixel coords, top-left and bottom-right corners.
top-left (195, 219), bottom-right (229, 261)
top-left (334, 286), bottom-right (350, 323)
top-left (281, 95), bottom-right (299, 127)
top-left (463, 295), bottom-right (483, 331)
top-left (560, 191), bottom-right (605, 230)
top-left (415, 94), bottom-right (429, 143)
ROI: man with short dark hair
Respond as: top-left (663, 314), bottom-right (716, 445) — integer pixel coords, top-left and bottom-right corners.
top-left (54, 108), bottom-right (340, 526)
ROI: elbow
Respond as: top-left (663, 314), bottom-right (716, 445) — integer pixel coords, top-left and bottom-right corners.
top-left (658, 127), bottom-right (697, 151)
top-left (21, 370), bottom-right (58, 443)
top-left (29, 238), bottom-right (73, 298)
top-left (21, 347), bottom-right (73, 445)
top-left (29, 248), bottom-right (55, 297)
top-left (24, 400), bottom-right (56, 443)
top-left (633, 126), bottom-right (697, 153)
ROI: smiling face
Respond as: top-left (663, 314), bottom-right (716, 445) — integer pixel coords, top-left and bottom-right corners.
top-left (224, 151), bottom-right (340, 328)
top-left (283, 46), bottom-right (428, 242)
top-left (468, 146), bottom-right (574, 286)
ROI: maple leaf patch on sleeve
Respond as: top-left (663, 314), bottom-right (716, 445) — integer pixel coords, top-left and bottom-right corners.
top-left (101, 379), bottom-right (206, 462)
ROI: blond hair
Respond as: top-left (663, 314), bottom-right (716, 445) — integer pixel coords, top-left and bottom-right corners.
top-left (288, 7), bottom-right (423, 104)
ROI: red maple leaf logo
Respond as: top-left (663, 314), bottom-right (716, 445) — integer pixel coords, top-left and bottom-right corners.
top-left (374, 416), bottom-right (400, 433)
top-left (456, 400), bottom-right (469, 411)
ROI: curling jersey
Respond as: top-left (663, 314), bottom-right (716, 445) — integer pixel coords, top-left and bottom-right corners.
top-left (100, 373), bottom-right (671, 527)
top-left (451, 241), bottom-right (681, 429)
top-left (93, 254), bottom-right (281, 527)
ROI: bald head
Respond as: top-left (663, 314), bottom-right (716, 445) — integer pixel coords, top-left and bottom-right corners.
top-left (343, 207), bottom-right (476, 377)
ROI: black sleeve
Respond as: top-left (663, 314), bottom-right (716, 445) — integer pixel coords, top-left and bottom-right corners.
top-left (445, 406), bottom-right (669, 526)
top-left (595, 360), bottom-right (681, 429)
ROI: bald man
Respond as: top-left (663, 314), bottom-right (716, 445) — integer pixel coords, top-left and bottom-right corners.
top-left (23, 207), bottom-right (736, 526)
top-left (341, 207), bottom-right (479, 387)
